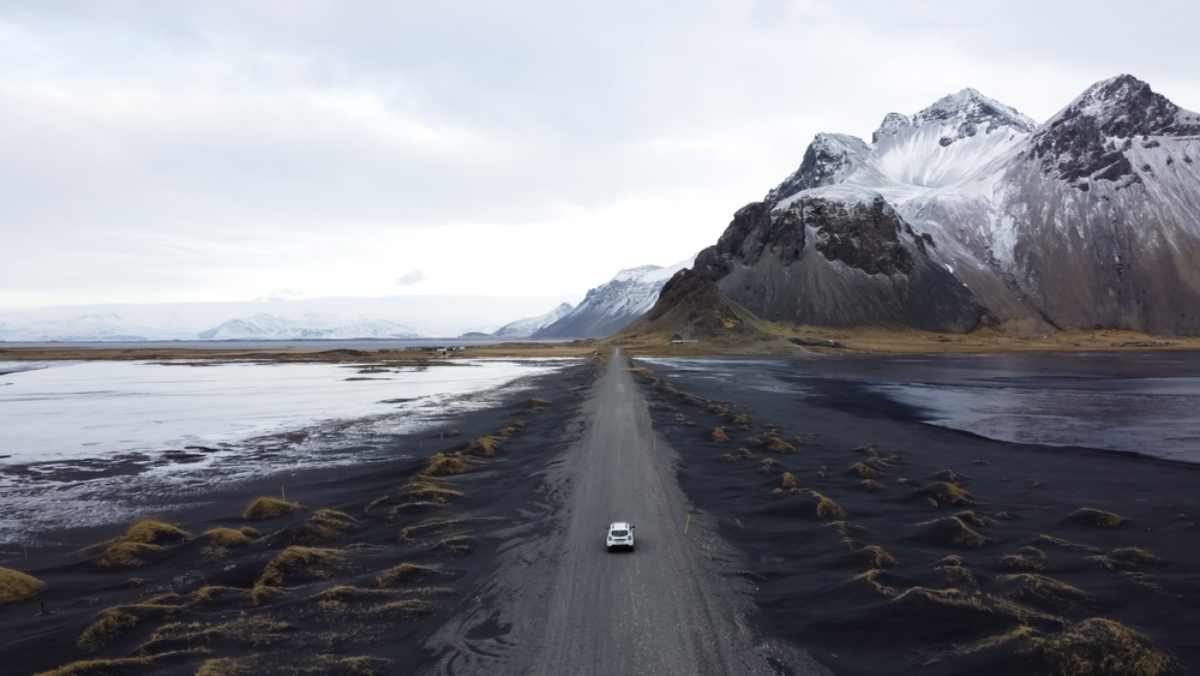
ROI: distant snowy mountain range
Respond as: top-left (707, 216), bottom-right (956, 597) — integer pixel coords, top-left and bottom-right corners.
top-left (197, 314), bottom-right (420, 340)
top-left (0, 295), bottom-right (567, 342)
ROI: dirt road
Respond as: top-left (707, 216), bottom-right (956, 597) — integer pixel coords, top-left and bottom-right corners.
top-left (425, 350), bottom-right (825, 675)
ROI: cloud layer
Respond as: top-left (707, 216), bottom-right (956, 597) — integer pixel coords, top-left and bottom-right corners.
top-left (1, 1), bottom-right (1196, 308)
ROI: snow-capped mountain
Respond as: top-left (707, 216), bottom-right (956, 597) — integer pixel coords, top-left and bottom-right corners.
top-left (0, 312), bottom-right (161, 342)
top-left (492, 302), bottom-right (574, 338)
top-left (535, 258), bottom-right (695, 338)
top-left (646, 75), bottom-right (1200, 336)
top-left (197, 314), bottom-right (420, 340)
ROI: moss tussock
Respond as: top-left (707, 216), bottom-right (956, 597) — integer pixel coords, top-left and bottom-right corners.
top-left (0, 566), bottom-right (45, 605)
top-left (242, 497), bottom-right (303, 521)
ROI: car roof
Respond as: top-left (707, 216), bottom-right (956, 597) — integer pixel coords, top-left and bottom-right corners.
top-left (608, 521), bottom-right (631, 530)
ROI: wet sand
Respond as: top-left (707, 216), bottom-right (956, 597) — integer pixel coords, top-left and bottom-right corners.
top-left (632, 358), bottom-right (1200, 674)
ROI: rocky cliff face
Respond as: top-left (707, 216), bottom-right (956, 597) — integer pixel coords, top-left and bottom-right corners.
top-left (649, 75), bottom-right (1200, 336)
top-left (685, 191), bottom-right (982, 333)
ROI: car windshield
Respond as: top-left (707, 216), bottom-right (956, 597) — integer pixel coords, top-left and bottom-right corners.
top-left (611, 530), bottom-right (629, 537)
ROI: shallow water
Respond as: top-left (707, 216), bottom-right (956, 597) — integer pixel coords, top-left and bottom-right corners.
top-left (640, 352), bottom-right (1200, 462)
top-left (0, 358), bottom-right (573, 544)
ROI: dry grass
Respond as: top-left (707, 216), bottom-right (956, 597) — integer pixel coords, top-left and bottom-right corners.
top-left (710, 426), bottom-right (730, 442)
top-left (762, 435), bottom-right (796, 453)
top-left (315, 586), bottom-right (434, 619)
top-left (953, 510), bottom-right (995, 529)
top-left (424, 451), bottom-right (470, 477)
top-left (729, 413), bottom-right (753, 428)
top-left (807, 490), bottom-right (846, 520)
top-left (95, 519), bottom-right (191, 569)
top-left (1002, 546), bottom-right (1048, 572)
top-left (257, 546), bottom-right (343, 588)
top-left (402, 479), bottom-right (464, 503)
top-left (377, 562), bottom-right (447, 588)
top-left (1024, 617), bottom-right (1175, 676)
top-left (913, 481), bottom-right (975, 508)
top-left (526, 398), bottom-right (550, 410)
top-left (304, 509), bottom-right (356, 541)
top-left (188, 585), bottom-right (253, 606)
top-left (996, 573), bottom-right (1091, 612)
top-left (138, 615), bottom-right (290, 654)
top-left (1064, 507), bottom-right (1125, 528)
top-left (203, 527), bottom-right (258, 548)
top-left (77, 600), bottom-right (183, 651)
top-left (779, 472), bottom-right (800, 490)
top-left (242, 496), bottom-right (303, 521)
top-left (0, 566), bottom-right (45, 605)
top-left (466, 435), bottom-right (500, 457)
top-left (123, 520), bottom-right (190, 545)
top-left (36, 650), bottom-right (206, 676)
top-left (1088, 547), bottom-right (1159, 572)
top-left (930, 469), bottom-right (967, 484)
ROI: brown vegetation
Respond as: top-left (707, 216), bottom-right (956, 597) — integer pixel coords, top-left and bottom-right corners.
top-left (423, 452), bottom-right (472, 476)
top-left (242, 497), bottom-right (303, 521)
top-left (913, 481), bottom-right (975, 508)
top-left (710, 426), bottom-right (730, 442)
top-left (0, 566), bottom-right (45, 605)
top-left (257, 546), bottom-right (343, 588)
top-left (913, 516), bottom-right (989, 549)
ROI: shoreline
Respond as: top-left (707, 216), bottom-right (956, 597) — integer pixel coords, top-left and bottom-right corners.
top-left (0, 360), bottom-right (597, 675)
top-left (5, 325), bottom-right (1200, 364)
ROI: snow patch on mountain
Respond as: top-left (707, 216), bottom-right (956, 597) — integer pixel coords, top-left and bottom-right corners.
top-left (534, 257), bottom-right (695, 338)
top-left (492, 302), bottom-right (574, 338)
top-left (197, 314), bottom-right (420, 340)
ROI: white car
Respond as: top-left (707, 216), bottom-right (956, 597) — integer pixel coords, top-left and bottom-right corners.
top-left (606, 521), bottom-right (635, 552)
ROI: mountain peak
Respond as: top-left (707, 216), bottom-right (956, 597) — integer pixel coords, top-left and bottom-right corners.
top-left (1049, 74), bottom-right (1199, 132)
top-left (912, 87), bottom-right (1036, 133)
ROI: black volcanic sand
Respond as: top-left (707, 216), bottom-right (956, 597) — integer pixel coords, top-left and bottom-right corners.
top-left (630, 359), bottom-right (1200, 675)
top-left (0, 360), bottom-right (596, 676)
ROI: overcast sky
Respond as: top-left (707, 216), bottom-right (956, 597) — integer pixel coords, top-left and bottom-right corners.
top-left (2, 1), bottom-right (1197, 309)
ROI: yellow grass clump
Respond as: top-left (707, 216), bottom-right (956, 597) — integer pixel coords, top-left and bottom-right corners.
top-left (424, 452), bottom-right (472, 476)
top-left (203, 526), bottom-right (258, 548)
top-left (378, 563), bottom-right (445, 588)
top-left (1024, 618), bottom-right (1175, 676)
top-left (95, 519), bottom-right (192, 569)
top-left (850, 544), bottom-right (896, 569)
top-left (257, 546), bottom-right (343, 588)
top-left (915, 481), bottom-right (975, 508)
top-left (710, 426), bottom-right (730, 442)
top-left (915, 516), bottom-right (989, 549)
top-left (0, 566), bottom-right (45, 605)
top-left (857, 479), bottom-right (884, 492)
top-left (762, 435), bottom-right (796, 453)
top-left (402, 479), bottom-right (464, 503)
top-left (242, 496), bottom-right (303, 521)
top-left (779, 472), bottom-right (801, 490)
top-left (466, 436), bottom-right (500, 457)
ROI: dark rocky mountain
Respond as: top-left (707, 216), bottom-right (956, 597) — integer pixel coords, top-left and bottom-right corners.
top-left (639, 75), bottom-right (1200, 337)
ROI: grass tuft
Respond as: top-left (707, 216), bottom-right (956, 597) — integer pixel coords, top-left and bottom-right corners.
top-left (0, 566), bottom-right (45, 605)
top-left (242, 496), bottom-right (303, 521)
top-left (914, 516), bottom-right (988, 549)
top-left (257, 546), bottom-right (343, 588)
top-left (422, 451), bottom-right (468, 477)
top-left (913, 481), bottom-right (975, 508)
top-left (1024, 617), bottom-right (1174, 676)
top-left (466, 436), bottom-right (500, 457)
top-left (710, 426), bottom-right (730, 442)
top-left (847, 462), bottom-right (880, 479)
